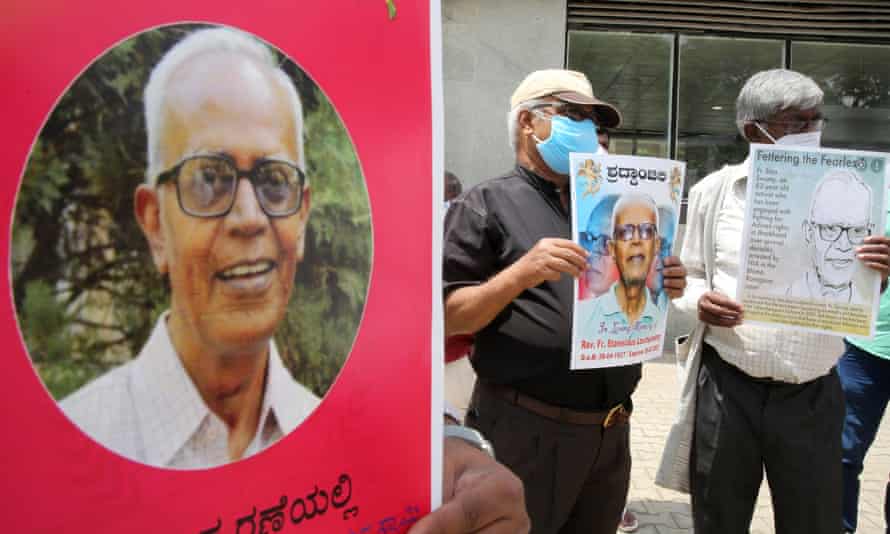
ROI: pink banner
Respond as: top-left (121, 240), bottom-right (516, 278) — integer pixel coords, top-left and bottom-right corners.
top-left (1, 1), bottom-right (435, 532)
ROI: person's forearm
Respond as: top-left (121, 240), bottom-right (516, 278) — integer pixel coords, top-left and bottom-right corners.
top-left (445, 263), bottom-right (529, 336)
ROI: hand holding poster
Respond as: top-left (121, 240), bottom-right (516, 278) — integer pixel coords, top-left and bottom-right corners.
top-left (569, 153), bottom-right (684, 369)
top-left (737, 144), bottom-right (890, 337)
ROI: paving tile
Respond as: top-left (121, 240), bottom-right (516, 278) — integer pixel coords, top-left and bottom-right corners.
top-left (446, 356), bottom-right (890, 533)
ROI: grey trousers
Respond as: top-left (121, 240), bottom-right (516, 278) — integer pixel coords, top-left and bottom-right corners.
top-left (466, 382), bottom-right (631, 534)
top-left (692, 343), bottom-right (844, 534)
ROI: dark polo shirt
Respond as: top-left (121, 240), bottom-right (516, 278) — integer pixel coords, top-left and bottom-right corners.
top-left (443, 165), bottom-right (641, 411)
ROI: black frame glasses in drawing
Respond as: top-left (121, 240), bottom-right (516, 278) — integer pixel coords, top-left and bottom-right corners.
top-left (809, 221), bottom-right (872, 245)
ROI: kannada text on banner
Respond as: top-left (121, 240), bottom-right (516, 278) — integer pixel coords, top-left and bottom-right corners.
top-left (1, 2), bottom-right (439, 532)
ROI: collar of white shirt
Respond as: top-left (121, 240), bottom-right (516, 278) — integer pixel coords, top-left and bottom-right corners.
top-left (130, 312), bottom-right (318, 466)
top-left (598, 280), bottom-right (660, 323)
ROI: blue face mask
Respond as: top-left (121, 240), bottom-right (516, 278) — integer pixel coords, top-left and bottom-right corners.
top-left (533, 115), bottom-right (601, 175)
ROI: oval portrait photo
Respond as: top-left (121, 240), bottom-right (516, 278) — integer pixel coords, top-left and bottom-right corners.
top-left (10, 23), bottom-right (372, 470)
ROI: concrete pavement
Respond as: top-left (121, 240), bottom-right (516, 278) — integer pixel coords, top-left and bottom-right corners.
top-left (444, 355), bottom-right (890, 533)
top-left (628, 354), bottom-right (889, 534)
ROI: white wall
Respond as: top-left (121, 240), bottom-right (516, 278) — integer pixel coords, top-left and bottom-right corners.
top-left (442, 0), bottom-right (567, 188)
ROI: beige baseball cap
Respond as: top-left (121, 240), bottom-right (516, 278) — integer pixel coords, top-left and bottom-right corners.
top-left (510, 69), bottom-right (622, 129)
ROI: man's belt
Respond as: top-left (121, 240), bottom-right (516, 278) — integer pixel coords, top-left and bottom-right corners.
top-left (480, 382), bottom-right (630, 427)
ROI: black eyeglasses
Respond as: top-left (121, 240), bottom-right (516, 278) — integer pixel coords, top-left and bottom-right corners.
top-left (155, 155), bottom-right (306, 218)
top-left (809, 222), bottom-right (871, 245)
top-left (530, 102), bottom-right (597, 122)
top-left (613, 222), bottom-right (657, 242)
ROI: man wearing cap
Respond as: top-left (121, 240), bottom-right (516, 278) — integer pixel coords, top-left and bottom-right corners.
top-left (442, 69), bottom-right (687, 533)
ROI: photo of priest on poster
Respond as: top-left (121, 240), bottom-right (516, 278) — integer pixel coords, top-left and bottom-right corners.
top-left (569, 153), bottom-right (684, 369)
top-left (11, 24), bottom-right (371, 469)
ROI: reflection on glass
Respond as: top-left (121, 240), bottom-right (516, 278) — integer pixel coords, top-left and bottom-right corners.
top-left (792, 42), bottom-right (890, 152)
top-left (677, 36), bottom-right (783, 194)
top-left (567, 30), bottom-right (672, 151)
top-left (565, 31), bottom-right (890, 207)
top-left (612, 136), bottom-right (667, 158)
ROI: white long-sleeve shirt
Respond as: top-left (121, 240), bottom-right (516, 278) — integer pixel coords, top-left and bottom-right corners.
top-left (677, 160), bottom-right (843, 383)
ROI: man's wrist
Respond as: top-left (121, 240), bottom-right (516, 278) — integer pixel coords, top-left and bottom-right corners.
top-left (444, 424), bottom-right (496, 459)
top-left (502, 260), bottom-right (533, 294)
top-left (444, 400), bottom-right (462, 424)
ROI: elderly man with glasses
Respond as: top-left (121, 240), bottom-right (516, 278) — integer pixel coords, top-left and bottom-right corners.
top-left (61, 28), bottom-right (319, 470)
top-left (579, 194), bottom-right (618, 300)
top-left (61, 27), bottom-right (531, 534)
top-left (443, 69), bottom-right (687, 534)
top-left (786, 169), bottom-right (873, 304)
top-left (578, 194), bottom-right (662, 341)
top-left (658, 68), bottom-right (890, 534)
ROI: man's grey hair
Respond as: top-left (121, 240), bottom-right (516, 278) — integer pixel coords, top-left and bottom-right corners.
top-left (610, 193), bottom-right (659, 237)
top-left (735, 69), bottom-right (823, 138)
top-left (809, 169), bottom-right (871, 222)
top-left (143, 26), bottom-right (305, 184)
top-left (507, 97), bottom-right (551, 153)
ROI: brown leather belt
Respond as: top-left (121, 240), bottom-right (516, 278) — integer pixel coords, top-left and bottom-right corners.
top-left (479, 381), bottom-right (630, 427)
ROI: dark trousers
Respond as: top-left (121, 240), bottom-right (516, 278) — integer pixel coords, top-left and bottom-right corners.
top-left (466, 382), bottom-right (630, 534)
top-left (691, 343), bottom-right (844, 534)
top-left (838, 340), bottom-right (890, 532)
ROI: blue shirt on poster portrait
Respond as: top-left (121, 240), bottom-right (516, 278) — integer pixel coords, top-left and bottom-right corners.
top-left (579, 281), bottom-right (661, 343)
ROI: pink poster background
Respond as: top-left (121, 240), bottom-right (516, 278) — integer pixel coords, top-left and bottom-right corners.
top-left (1, 1), bottom-right (433, 532)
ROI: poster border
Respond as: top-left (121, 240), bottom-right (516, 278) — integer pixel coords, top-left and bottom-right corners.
top-left (737, 143), bottom-right (890, 339)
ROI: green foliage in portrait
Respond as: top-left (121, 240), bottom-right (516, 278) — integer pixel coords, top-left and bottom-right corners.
top-left (13, 24), bottom-right (371, 400)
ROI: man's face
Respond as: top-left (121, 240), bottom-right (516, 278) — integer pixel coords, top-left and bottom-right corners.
top-left (748, 106), bottom-right (823, 144)
top-left (520, 97), bottom-right (597, 177)
top-left (608, 203), bottom-right (659, 290)
top-left (597, 130), bottom-right (610, 152)
top-left (808, 180), bottom-right (870, 288)
top-left (137, 52), bottom-right (309, 357)
top-left (527, 98), bottom-right (597, 141)
top-left (581, 218), bottom-right (615, 297)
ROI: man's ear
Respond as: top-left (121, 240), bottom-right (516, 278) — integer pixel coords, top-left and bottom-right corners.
top-left (607, 238), bottom-right (616, 259)
top-left (744, 122), bottom-right (771, 144)
top-left (519, 109), bottom-right (535, 136)
top-left (802, 220), bottom-right (813, 244)
top-left (294, 186), bottom-right (312, 262)
top-left (134, 184), bottom-right (167, 274)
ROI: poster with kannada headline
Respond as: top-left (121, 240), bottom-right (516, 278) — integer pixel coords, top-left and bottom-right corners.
top-left (737, 144), bottom-right (890, 338)
top-left (1, 1), bottom-right (442, 532)
top-left (569, 153), bottom-right (684, 369)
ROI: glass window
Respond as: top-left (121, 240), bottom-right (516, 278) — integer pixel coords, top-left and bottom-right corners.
top-left (792, 42), bottom-right (890, 153)
top-left (567, 30), bottom-right (673, 157)
top-left (565, 29), bottom-right (890, 211)
top-left (677, 36), bottom-right (783, 194)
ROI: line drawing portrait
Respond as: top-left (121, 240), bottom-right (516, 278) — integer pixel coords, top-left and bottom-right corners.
top-left (786, 169), bottom-right (872, 304)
